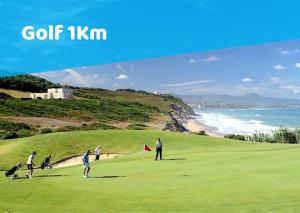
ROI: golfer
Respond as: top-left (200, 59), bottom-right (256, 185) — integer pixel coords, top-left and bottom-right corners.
top-left (95, 146), bottom-right (101, 161)
top-left (27, 151), bottom-right (37, 179)
top-left (155, 138), bottom-right (163, 160)
top-left (82, 150), bottom-right (91, 178)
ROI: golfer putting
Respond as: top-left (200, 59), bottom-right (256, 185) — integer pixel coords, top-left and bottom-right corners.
top-left (82, 150), bottom-right (91, 178)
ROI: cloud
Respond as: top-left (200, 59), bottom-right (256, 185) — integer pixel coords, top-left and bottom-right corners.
top-left (273, 64), bottom-right (286, 71)
top-left (161, 80), bottom-right (212, 87)
top-left (189, 59), bottom-right (196, 64)
top-left (242, 77), bottom-right (254, 83)
top-left (294, 63), bottom-right (300, 69)
top-left (269, 77), bottom-right (281, 84)
top-left (116, 74), bottom-right (129, 80)
top-left (277, 48), bottom-right (300, 56)
top-left (201, 55), bottom-right (220, 62)
top-left (280, 84), bottom-right (300, 93)
top-left (279, 49), bottom-right (292, 55)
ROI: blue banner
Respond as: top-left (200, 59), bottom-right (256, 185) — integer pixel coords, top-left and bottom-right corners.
top-left (0, 0), bottom-right (300, 76)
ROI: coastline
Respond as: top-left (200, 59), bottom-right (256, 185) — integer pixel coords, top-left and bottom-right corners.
top-left (184, 116), bottom-right (224, 137)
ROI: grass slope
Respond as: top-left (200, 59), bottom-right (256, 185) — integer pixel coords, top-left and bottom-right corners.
top-left (1, 130), bottom-right (300, 212)
top-left (0, 89), bottom-right (30, 98)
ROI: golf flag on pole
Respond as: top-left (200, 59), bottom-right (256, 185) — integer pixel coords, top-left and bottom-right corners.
top-left (144, 144), bottom-right (151, 151)
top-left (141, 144), bottom-right (151, 178)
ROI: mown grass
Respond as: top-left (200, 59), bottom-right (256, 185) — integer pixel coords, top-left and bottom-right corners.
top-left (1, 130), bottom-right (300, 212)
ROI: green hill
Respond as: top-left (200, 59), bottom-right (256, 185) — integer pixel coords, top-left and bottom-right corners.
top-left (0, 74), bottom-right (60, 92)
top-left (0, 75), bottom-right (193, 139)
top-left (1, 130), bottom-right (300, 212)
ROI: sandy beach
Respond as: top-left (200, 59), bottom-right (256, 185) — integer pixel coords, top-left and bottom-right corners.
top-left (184, 116), bottom-right (224, 137)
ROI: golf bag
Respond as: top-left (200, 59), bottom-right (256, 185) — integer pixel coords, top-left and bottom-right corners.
top-left (5, 163), bottom-right (22, 179)
top-left (41, 156), bottom-right (52, 169)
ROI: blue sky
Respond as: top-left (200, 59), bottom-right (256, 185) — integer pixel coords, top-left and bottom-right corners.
top-left (1, 0), bottom-right (300, 75)
top-left (37, 40), bottom-right (300, 99)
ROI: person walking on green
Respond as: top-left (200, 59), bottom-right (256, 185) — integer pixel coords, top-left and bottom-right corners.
top-left (27, 151), bottom-right (37, 179)
top-left (82, 150), bottom-right (91, 178)
top-left (155, 138), bottom-right (163, 160)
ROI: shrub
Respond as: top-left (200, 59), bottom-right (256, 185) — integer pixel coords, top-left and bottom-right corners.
top-left (2, 131), bottom-right (18, 139)
top-left (17, 129), bottom-right (35, 138)
top-left (224, 134), bottom-right (245, 141)
top-left (41, 128), bottom-right (53, 134)
top-left (127, 123), bottom-right (148, 130)
top-left (190, 130), bottom-right (208, 136)
top-left (273, 126), bottom-right (297, 144)
top-left (246, 132), bottom-right (274, 143)
top-left (295, 128), bottom-right (300, 144)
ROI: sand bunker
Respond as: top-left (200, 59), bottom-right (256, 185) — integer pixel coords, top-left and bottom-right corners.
top-left (52, 154), bottom-right (122, 168)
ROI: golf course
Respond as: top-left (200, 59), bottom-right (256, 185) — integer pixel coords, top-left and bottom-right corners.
top-left (1, 130), bottom-right (300, 212)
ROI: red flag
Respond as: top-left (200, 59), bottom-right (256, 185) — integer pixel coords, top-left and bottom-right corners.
top-left (144, 144), bottom-right (151, 151)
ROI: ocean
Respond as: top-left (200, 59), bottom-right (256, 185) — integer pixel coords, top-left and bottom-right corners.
top-left (194, 108), bottom-right (300, 135)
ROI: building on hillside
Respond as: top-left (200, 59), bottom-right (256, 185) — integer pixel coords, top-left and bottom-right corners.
top-left (30, 88), bottom-right (73, 100)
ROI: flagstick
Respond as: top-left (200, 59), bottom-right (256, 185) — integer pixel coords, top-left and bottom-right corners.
top-left (141, 146), bottom-right (145, 178)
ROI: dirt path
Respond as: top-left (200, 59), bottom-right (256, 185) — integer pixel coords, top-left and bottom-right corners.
top-left (52, 154), bottom-right (123, 168)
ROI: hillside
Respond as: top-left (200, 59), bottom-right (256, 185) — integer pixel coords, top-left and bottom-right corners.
top-left (0, 74), bottom-right (61, 92)
top-left (0, 75), bottom-right (194, 139)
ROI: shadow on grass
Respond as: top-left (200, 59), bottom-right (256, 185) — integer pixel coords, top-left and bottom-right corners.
top-left (163, 158), bottom-right (187, 161)
top-left (35, 174), bottom-right (68, 178)
top-left (12, 174), bottom-right (68, 179)
top-left (89, 175), bottom-right (126, 179)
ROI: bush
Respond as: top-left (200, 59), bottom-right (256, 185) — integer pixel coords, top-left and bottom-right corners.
top-left (2, 131), bottom-right (18, 139)
top-left (127, 123), bottom-right (148, 130)
top-left (41, 128), bottom-right (53, 134)
top-left (245, 127), bottom-right (300, 144)
top-left (17, 129), bottom-right (35, 138)
top-left (55, 126), bottom-right (78, 132)
top-left (295, 128), bottom-right (300, 144)
top-left (190, 130), bottom-right (208, 136)
top-left (273, 126), bottom-right (297, 144)
top-left (224, 134), bottom-right (245, 141)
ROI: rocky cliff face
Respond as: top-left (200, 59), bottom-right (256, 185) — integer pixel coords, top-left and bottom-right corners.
top-left (163, 103), bottom-right (194, 132)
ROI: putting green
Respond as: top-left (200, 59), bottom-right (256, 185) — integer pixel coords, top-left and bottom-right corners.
top-left (1, 130), bottom-right (300, 212)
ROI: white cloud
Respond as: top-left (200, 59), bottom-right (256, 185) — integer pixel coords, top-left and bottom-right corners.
top-left (116, 74), bottom-right (129, 80)
top-left (280, 84), bottom-right (300, 93)
top-left (269, 77), bottom-right (280, 84)
top-left (242, 77), bottom-right (254, 83)
top-left (161, 80), bottom-right (212, 87)
top-left (201, 55), bottom-right (220, 62)
top-left (294, 63), bottom-right (300, 69)
top-left (273, 64), bottom-right (286, 71)
top-left (279, 49), bottom-right (292, 55)
top-left (189, 59), bottom-right (196, 64)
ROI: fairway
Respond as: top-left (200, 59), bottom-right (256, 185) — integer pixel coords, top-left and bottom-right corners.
top-left (1, 130), bottom-right (300, 212)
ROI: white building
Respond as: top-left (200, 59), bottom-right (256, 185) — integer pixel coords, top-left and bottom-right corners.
top-left (30, 88), bottom-right (73, 100)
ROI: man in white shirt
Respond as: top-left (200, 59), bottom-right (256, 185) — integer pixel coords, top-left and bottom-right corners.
top-left (27, 151), bottom-right (37, 179)
top-left (155, 138), bottom-right (163, 160)
top-left (95, 146), bottom-right (101, 161)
